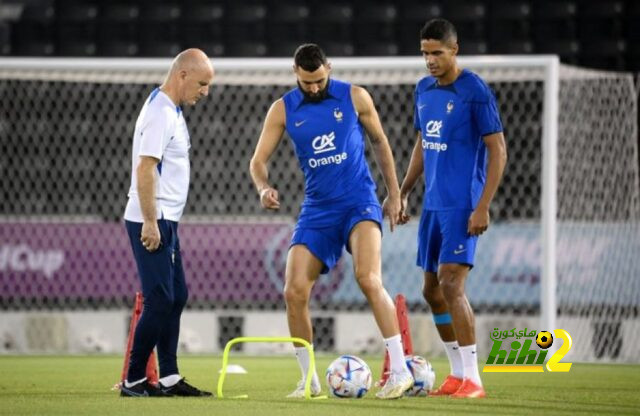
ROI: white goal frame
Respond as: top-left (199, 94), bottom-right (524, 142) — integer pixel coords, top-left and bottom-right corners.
top-left (0, 55), bottom-right (561, 332)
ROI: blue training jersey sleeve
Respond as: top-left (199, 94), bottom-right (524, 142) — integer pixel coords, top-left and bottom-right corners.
top-left (413, 87), bottom-right (421, 131)
top-left (471, 88), bottom-right (503, 136)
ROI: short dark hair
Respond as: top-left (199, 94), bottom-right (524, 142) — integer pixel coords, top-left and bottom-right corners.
top-left (420, 18), bottom-right (457, 44)
top-left (294, 44), bottom-right (328, 72)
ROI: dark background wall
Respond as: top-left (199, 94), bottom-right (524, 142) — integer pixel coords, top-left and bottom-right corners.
top-left (1, 0), bottom-right (639, 71)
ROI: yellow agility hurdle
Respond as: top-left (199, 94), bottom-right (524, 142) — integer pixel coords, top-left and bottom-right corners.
top-left (217, 336), bottom-right (328, 400)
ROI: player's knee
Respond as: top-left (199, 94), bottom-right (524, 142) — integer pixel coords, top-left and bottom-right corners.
top-left (421, 281), bottom-right (430, 301)
top-left (283, 281), bottom-right (310, 307)
top-left (439, 277), bottom-right (464, 301)
top-left (355, 271), bottom-right (382, 297)
top-left (423, 287), bottom-right (446, 310)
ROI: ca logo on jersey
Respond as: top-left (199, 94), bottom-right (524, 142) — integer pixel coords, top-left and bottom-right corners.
top-left (425, 120), bottom-right (443, 138)
top-left (309, 131), bottom-right (348, 168)
top-left (312, 131), bottom-right (336, 154)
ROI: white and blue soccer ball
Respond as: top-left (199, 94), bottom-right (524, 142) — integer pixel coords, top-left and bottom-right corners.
top-left (326, 355), bottom-right (372, 398)
top-left (404, 355), bottom-right (436, 397)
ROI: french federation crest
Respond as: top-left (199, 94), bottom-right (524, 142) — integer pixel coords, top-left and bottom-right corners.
top-left (334, 108), bottom-right (343, 122)
top-left (446, 100), bottom-right (454, 114)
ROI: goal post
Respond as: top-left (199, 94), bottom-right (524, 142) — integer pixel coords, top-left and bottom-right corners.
top-left (541, 56), bottom-right (560, 335)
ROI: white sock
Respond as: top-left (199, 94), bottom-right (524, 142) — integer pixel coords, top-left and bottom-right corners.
top-left (384, 334), bottom-right (407, 374)
top-left (159, 374), bottom-right (181, 387)
top-left (443, 341), bottom-right (464, 379)
top-left (295, 346), bottom-right (320, 387)
top-left (124, 377), bottom-right (146, 388)
top-left (459, 344), bottom-right (482, 386)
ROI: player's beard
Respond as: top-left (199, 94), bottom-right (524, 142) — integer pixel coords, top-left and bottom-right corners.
top-left (297, 80), bottom-right (329, 103)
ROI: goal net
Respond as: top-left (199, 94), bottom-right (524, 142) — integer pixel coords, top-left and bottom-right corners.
top-left (0, 56), bottom-right (638, 362)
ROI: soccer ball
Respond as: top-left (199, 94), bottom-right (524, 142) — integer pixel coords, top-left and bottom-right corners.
top-left (326, 355), bottom-right (372, 398)
top-left (404, 355), bottom-right (436, 397)
top-left (536, 331), bottom-right (554, 349)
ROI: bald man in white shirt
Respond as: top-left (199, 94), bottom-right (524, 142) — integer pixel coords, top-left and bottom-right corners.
top-left (121, 49), bottom-right (214, 398)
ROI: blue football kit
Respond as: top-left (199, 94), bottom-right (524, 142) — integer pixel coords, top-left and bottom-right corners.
top-left (413, 69), bottom-right (503, 271)
top-left (282, 79), bottom-right (382, 273)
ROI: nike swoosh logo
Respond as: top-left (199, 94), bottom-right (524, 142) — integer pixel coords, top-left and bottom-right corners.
top-left (454, 249), bottom-right (466, 254)
top-left (121, 387), bottom-right (149, 397)
top-left (418, 104), bottom-right (427, 110)
top-left (295, 120), bottom-right (307, 127)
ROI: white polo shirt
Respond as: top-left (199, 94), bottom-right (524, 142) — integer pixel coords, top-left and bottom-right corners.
top-left (124, 88), bottom-right (191, 223)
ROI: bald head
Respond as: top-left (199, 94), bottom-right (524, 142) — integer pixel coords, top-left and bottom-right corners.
top-left (171, 48), bottom-right (213, 75)
top-left (163, 48), bottom-right (214, 106)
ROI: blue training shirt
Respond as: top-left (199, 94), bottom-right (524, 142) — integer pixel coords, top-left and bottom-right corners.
top-left (413, 69), bottom-right (503, 210)
top-left (283, 79), bottom-right (376, 206)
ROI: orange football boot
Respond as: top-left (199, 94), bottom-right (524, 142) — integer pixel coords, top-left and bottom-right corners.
top-left (428, 375), bottom-right (463, 396)
top-left (450, 379), bottom-right (486, 398)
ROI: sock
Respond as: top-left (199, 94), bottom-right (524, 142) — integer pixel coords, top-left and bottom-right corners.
top-left (159, 374), bottom-right (181, 387)
top-left (459, 344), bottom-right (482, 386)
top-left (295, 345), bottom-right (320, 387)
top-left (124, 377), bottom-right (146, 388)
top-left (384, 334), bottom-right (407, 374)
top-left (443, 341), bottom-right (464, 379)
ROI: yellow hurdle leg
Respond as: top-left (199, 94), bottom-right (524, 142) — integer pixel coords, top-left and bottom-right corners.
top-left (216, 336), bottom-right (328, 400)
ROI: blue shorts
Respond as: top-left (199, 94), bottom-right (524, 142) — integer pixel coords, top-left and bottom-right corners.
top-left (291, 201), bottom-right (383, 274)
top-left (416, 209), bottom-right (478, 273)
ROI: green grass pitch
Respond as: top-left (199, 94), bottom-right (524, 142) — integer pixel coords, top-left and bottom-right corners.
top-left (1, 355), bottom-right (639, 416)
